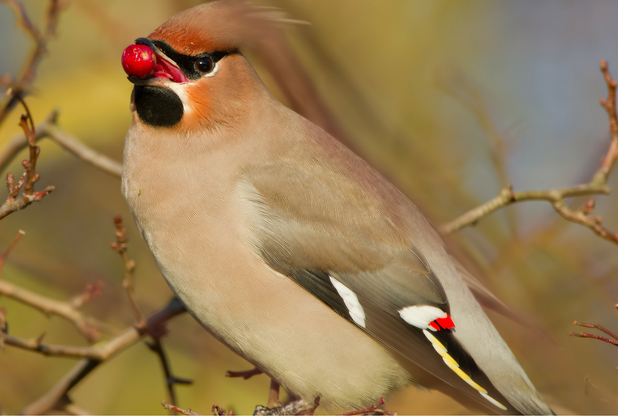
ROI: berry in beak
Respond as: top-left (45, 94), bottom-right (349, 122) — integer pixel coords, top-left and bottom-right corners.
top-left (122, 39), bottom-right (189, 83)
top-left (122, 44), bottom-right (156, 79)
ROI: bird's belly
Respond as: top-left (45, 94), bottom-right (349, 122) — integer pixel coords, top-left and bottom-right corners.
top-left (129, 205), bottom-right (409, 410)
top-left (165, 244), bottom-right (410, 410)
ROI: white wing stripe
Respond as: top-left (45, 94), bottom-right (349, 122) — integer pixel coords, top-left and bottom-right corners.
top-left (329, 277), bottom-right (366, 328)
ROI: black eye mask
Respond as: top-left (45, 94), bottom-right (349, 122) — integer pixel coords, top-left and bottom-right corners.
top-left (135, 37), bottom-right (234, 80)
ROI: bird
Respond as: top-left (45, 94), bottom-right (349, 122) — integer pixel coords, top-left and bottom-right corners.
top-left (120, 1), bottom-right (554, 414)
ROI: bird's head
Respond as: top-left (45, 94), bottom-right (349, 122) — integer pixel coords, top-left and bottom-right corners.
top-left (122, 1), bottom-right (282, 132)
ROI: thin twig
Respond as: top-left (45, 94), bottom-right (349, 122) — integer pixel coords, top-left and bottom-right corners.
top-left (573, 321), bottom-right (618, 341)
top-left (0, 229), bottom-right (25, 280)
top-left (162, 401), bottom-right (202, 416)
top-left (441, 61), bottom-right (618, 245)
top-left (45, 123), bottom-right (123, 177)
top-left (22, 359), bottom-right (100, 416)
top-left (0, 0), bottom-right (65, 128)
top-left (146, 337), bottom-right (193, 410)
top-left (0, 109), bottom-right (122, 178)
top-left (0, 185), bottom-right (54, 220)
top-left (570, 331), bottom-right (618, 346)
top-left (2, 332), bottom-right (114, 359)
top-left (0, 279), bottom-right (103, 342)
top-left (437, 67), bottom-right (519, 236)
top-left (0, 109), bottom-right (57, 172)
top-left (0, 101), bottom-right (54, 220)
top-left (571, 319), bottom-right (618, 347)
top-left (225, 367), bottom-right (263, 380)
top-left (111, 216), bottom-right (144, 325)
top-left (111, 215), bottom-right (190, 408)
top-left (20, 298), bottom-right (186, 415)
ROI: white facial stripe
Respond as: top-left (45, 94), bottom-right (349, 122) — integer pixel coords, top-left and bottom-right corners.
top-left (164, 82), bottom-right (192, 114)
top-left (398, 305), bottom-right (447, 329)
top-left (329, 277), bottom-right (366, 328)
top-left (422, 330), bottom-right (507, 410)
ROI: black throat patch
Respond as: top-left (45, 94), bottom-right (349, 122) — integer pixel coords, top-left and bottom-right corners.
top-left (133, 85), bottom-right (183, 127)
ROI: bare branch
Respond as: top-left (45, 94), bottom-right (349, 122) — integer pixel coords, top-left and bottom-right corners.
top-left (20, 298), bottom-right (186, 415)
top-left (0, 185), bottom-right (54, 219)
top-left (570, 331), bottom-right (618, 347)
top-left (437, 67), bottom-right (519, 236)
top-left (0, 109), bottom-right (58, 172)
top-left (22, 359), bottom-right (100, 415)
top-left (0, 230), bottom-right (25, 279)
top-left (595, 60), bottom-right (618, 183)
top-left (162, 401), bottom-right (203, 416)
top-left (441, 61), bottom-right (618, 246)
top-left (0, 100), bottom-right (55, 219)
top-left (0, 280), bottom-right (103, 342)
top-left (0, 109), bottom-right (122, 178)
top-left (110, 215), bottom-right (190, 408)
top-left (0, 0), bottom-right (65, 128)
top-left (2, 332), bottom-right (112, 359)
top-left (45, 123), bottom-right (123, 178)
top-left (147, 337), bottom-right (193, 411)
top-left (111, 216), bottom-right (144, 325)
top-left (570, 316), bottom-right (618, 348)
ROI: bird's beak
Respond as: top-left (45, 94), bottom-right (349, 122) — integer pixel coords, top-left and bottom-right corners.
top-left (128, 38), bottom-right (189, 85)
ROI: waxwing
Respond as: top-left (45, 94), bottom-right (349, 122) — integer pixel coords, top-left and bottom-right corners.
top-left (120, 1), bottom-right (554, 414)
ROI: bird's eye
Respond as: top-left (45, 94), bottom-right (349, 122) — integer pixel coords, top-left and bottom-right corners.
top-left (195, 57), bottom-right (214, 74)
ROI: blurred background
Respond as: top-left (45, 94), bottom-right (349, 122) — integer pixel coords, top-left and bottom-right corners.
top-left (1, 0), bottom-right (618, 414)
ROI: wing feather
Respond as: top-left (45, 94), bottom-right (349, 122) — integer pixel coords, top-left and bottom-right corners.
top-left (238, 164), bottom-right (513, 413)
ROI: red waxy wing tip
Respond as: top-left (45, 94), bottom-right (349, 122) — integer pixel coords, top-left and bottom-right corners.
top-left (435, 315), bottom-right (455, 330)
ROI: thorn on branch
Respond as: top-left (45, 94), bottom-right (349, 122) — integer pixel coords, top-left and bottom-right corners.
top-left (35, 332), bottom-right (46, 347)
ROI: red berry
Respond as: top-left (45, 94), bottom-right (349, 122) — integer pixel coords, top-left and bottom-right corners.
top-left (121, 44), bottom-right (156, 78)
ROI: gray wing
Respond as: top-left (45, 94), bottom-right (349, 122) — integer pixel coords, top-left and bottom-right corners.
top-left (238, 162), bottom-right (512, 413)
